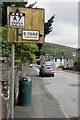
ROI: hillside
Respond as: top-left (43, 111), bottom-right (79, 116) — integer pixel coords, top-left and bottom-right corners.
top-left (41, 42), bottom-right (76, 55)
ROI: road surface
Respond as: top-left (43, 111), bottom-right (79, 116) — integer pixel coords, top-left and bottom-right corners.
top-left (34, 65), bottom-right (79, 118)
top-left (14, 66), bottom-right (66, 118)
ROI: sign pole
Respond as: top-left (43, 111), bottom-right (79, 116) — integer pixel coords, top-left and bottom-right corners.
top-left (7, 7), bottom-right (44, 118)
top-left (10, 43), bottom-right (15, 118)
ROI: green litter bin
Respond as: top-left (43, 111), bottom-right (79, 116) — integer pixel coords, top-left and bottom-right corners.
top-left (18, 76), bottom-right (32, 106)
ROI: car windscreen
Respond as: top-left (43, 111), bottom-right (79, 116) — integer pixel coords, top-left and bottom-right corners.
top-left (44, 65), bottom-right (53, 69)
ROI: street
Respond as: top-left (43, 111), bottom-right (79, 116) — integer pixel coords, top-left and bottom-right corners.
top-left (34, 65), bottom-right (79, 118)
top-left (14, 66), bottom-right (66, 118)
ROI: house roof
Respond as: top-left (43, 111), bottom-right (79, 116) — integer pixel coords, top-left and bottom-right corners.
top-left (53, 54), bottom-right (73, 59)
top-left (76, 48), bottom-right (80, 51)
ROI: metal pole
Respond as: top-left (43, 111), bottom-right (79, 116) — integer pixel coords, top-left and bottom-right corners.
top-left (10, 44), bottom-right (15, 118)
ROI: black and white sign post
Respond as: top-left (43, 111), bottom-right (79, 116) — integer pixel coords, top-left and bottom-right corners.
top-left (9, 9), bottom-right (25, 118)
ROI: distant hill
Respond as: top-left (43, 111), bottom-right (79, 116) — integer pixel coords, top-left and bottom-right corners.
top-left (41, 42), bottom-right (76, 55)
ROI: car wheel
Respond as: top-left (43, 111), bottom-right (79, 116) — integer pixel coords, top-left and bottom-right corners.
top-left (39, 73), bottom-right (42, 77)
top-left (52, 74), bottom-right (54, 77)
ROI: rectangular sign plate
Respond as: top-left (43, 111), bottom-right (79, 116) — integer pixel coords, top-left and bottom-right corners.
top-left (10, 12), bottom-right (25, 28)
top-left (23, 30), bottom-right (39, 40)
top-left (7, 7), bottom-right (44, 43)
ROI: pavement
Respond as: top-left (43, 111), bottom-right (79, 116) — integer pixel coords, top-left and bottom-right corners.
top-left (0, 96), bottom-right (2, 120)
top-left (14, 67), bottom-right (68, 119)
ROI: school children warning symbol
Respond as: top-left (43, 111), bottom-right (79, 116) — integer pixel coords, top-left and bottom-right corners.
top-left (10, 9), bottom-right (25, 28)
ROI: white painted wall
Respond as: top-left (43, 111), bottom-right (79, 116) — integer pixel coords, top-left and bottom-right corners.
top-left (51, 59), bottom-right (64, 68)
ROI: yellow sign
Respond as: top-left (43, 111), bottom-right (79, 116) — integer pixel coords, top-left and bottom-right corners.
top-left (7, 7), bottom-right (45, 43)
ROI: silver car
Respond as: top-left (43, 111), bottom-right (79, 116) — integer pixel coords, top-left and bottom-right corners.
top-left (39, 64), bottom-right (54, 77)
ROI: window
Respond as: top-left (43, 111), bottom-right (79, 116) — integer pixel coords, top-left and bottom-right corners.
top-left (55, 58), bottom-right (57, 62)
top-left (67, 59), bottom-right (68, 61)
top-left (2, 60), bottom-right (4, 63)
top-left (60, 58), bottom-right (62, 62)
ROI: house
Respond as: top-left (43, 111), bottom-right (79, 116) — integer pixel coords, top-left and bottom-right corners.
top-left (52, 55), bottom-right (64, 68)
top-left (64, 54), bottom-right (74, 68)
top-left (52, 54), bottom-right (74, 68)
top-left (39, 54), bottom-right (74, 68)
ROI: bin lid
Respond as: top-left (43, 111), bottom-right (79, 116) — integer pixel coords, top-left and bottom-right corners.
top-left (22, 76), bottom-right (31, 82)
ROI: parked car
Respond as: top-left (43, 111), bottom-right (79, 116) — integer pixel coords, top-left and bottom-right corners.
top-left (39, 64), bottom-right (54, 77)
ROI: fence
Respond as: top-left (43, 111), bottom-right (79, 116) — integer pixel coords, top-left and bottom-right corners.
top-left (74, 63), bottom-right (80, 72)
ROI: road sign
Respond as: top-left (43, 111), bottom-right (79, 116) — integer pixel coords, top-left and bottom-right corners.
top-left (7, 7), bottom-right (44, 43)
top-left (23, 30), bottom-right (39, 40)
top-left (10, 12), bottom-right (25, 28)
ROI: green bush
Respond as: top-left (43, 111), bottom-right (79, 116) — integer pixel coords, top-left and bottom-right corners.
top-left (74, 57), bottom-right (80, 64)
top-left (58, 65), bottom-right (66, 69)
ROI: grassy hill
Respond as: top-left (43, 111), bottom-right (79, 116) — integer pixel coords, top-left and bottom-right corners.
top-left (41, 42), bottom-right (76, 55)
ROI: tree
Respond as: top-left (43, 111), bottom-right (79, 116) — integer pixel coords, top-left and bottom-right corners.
top-left (2, 2), bottom-right (55, 61)
top-left (44, 15), bottom-right (55, 37)
top-left (37, 15), bottom-right (55, 56)
top-left (2, 27), bottom-right (38, 65)
top-left (2, 27), bottom-right (11, 56)
top-left (15, 43), bottom-right (38, 65)
top-left (74, 57), bottom-right (80, 64)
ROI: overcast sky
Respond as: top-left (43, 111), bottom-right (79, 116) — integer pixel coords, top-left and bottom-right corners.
top-left (28, 0), bottom-right (79, 48)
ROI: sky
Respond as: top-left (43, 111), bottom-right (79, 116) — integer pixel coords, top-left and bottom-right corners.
top-left (28, 0), bottom-right (79, 48)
